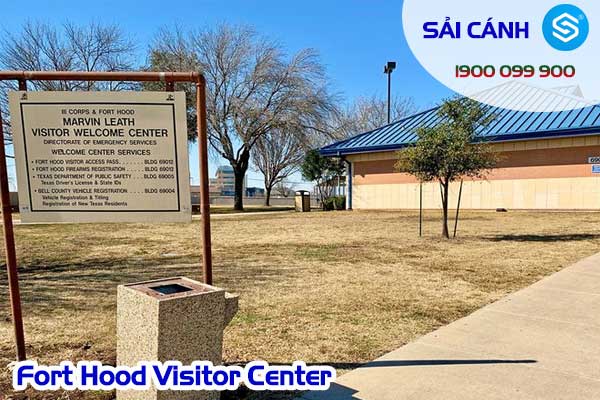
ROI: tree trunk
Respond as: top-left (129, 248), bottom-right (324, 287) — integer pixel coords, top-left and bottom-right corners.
top-left (441, 181), bottom-right (450, 239)
top-left (233, 168), bottom-right (245, 211)
top-left (317, 181), bottom-right (326, 210)
top-left (264, 186), bottom-right (272, 206)
top-left (232, 149), bottom-right (251, 211)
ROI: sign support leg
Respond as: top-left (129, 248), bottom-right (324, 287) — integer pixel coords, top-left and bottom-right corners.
top-left (453, 180), bottom-right (464, 238)
top-left (419, 182), bottom-right (423, 237)
top-left (196, 78), bottom-right (213, 285)
top-left (0, 108), bottom-right (26, 361)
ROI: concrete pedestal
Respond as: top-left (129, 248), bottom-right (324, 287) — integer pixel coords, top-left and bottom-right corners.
top-left (116, 277), bottom-right (238, 400)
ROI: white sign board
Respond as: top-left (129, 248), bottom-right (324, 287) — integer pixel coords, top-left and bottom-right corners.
top-left (10, 91), bottom-right (191, 223)
top-left (588, 156), bottom-right (600, 164)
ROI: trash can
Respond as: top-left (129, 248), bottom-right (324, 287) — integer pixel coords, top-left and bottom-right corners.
top-left (117, 277), bottom-right (238, 400)
top-left (295, 190), bottom-right (311, 212)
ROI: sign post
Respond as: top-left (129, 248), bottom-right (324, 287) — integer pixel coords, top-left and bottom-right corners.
top-left (196, 80), bottom-right (213, 284)
top-left (0, 70), bottom-right (213, 361)
top-left (0, 106), bottom-right (26, 361)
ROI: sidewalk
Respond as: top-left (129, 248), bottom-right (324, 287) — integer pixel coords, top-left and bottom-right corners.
top-left (302, 252), bottom-right (600, 400)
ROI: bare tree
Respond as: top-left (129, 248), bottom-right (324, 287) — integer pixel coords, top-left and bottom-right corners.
top-left (145, 27), bottom-right (199, 141)
top-left (333, 95), bottom-right (417, 139)
top-left (274, 179), bottom-right (295, 198)
top-left (0, 21), bottom-right (136, 139)
top-left (150, 24), bottom-right (336, 211)
top-left (252, 128), bottom-right (305, 206)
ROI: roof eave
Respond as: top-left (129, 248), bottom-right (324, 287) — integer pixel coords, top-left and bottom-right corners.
top-left (320, 127), bottom-right (600, 157)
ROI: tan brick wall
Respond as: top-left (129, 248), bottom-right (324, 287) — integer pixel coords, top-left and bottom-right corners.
top-left (347, 136), bottom-right (600, 210)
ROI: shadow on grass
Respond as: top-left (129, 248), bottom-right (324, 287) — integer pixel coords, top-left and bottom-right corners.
top-left (485, 234), bottom-right (600, 242)
top-left (199, 206), bottom-right (294, 215)
top-left (0, 254), bottom-right (301, 315)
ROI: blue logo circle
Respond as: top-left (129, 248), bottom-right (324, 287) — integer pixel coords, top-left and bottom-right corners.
top-left (543, 4), bottom-right (589, 51)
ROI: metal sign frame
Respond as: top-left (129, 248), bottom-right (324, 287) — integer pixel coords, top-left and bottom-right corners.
top-left (0, 70), bottom-right (214, 361)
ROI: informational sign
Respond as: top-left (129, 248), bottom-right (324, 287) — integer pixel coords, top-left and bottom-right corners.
top-left (592, 165), bottom-right (600, 174)
top-left (9, 91), bottom-right (191, 223)
top-left (588, 156), bottom-right (600, 164)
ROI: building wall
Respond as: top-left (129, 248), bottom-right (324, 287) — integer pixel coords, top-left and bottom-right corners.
top-left (347, 136), bottom-right (600, 210)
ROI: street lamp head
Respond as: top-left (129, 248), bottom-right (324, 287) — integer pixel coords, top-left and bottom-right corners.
top-left (384, 61), bottom-right (397, 74)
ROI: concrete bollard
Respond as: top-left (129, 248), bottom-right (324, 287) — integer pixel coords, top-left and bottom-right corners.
top-left (116, 277), bottom-right (239, 400)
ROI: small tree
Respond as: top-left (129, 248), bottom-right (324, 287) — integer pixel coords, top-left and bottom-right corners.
top-left (274, 179), bottom-right (295, 198)
top-left (252, 128), bottom-right (305, 206)
top-left (301, 149), bottom-right (345, 210)
top-left (395, 97), bottom-right (496, 239)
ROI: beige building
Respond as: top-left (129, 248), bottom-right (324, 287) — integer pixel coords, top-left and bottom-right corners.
top-left (321, 85), bottom-right (600, 211)
top-left (208, 165), bottom-right (246, 196)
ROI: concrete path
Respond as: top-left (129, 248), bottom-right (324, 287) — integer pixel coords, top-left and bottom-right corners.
top-left (302, 252), bottom-right (600, 400)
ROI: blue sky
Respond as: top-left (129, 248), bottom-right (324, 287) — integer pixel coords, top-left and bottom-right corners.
top-left (3, 0), bottom-right (453, 190)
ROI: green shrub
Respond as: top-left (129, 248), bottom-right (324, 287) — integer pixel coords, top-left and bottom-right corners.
top-left (323, 196), bottom-right (346, 211)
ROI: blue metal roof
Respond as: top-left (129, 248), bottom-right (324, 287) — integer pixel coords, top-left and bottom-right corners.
top-left (321, 82), bottom-right (600, 157)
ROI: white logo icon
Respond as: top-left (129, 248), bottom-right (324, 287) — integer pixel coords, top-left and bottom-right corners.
top-left (552, 13), bottom-right (580, 43)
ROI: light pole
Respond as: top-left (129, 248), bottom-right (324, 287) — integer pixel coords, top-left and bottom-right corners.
top-left (384, 61), bottom-right (396, 124)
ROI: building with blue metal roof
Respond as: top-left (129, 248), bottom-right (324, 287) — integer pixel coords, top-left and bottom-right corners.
top-left (321, 82), bottom-right (600, 211)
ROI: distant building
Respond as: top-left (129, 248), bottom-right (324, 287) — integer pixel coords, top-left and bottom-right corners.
top-left (209, 165), bottom-right (247, 196)
top-left (246, 187), bottom-right (265, 197)
top-left (208, 178), bottom-right (221, 196)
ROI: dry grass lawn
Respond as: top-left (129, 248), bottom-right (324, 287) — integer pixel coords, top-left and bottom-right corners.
top-left (2, 210), bottom-right (600, 399)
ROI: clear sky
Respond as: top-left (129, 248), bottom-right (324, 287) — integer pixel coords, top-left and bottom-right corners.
top-left (3, 0), bottom-right (453, 191)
